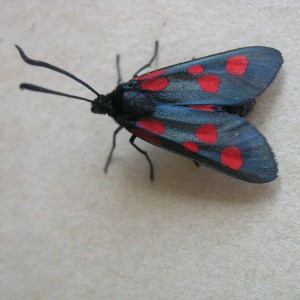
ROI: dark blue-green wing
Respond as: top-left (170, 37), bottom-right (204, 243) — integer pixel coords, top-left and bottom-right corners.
top-left (126, 46), bottom-right (282, 106)
top-left (123, 105), bottom-right (277, 183)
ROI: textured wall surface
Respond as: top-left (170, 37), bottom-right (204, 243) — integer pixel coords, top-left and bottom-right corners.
top-left (1, 1), bottom-right (299, 299)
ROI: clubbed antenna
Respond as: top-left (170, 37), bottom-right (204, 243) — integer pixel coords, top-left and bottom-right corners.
top-left (19, 83), bottom-right (93, 103)
top-left (16, 45), bottom-right (100, 102)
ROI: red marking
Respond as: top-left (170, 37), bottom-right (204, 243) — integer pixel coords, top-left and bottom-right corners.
top-left (188, 64), bottom-right (204, 74)
top-left (137, 118), bottom-right (165, 134)
top-left (182, 141), bottom-right (199, 152)
top-left (140, 77), bottom-right (169, 91)
top-left (226, 54), bottom-right (248, 76)
top-left (195, 124), bottom-right (218, 143)
top-left (190, 104), bottom-right (214, 112)
top-left (130, 128), bottom-right (162, 146)
top-left (135, 69), bottom-right (167, 80)
top-left (221, 146), bottom-right (243, 170)
top-left (198, 74), bottom-right (220, 93)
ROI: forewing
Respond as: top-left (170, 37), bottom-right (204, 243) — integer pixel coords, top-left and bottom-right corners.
top-left (123, 105), bottom-right (277, 183)
top-left (127, 46), bottom-right (283, 106)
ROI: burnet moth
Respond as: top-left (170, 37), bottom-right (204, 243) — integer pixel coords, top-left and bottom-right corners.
top-left (16, 42), bottom-right (283, 183)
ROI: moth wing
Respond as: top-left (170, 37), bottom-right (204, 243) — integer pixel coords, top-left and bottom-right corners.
top-left (128, 46), bottom-right (283, 106)
top-left (123, 105), bottom-right (277, 183)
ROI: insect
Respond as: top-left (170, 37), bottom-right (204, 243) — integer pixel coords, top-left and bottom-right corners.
top-left (16, 42), bottom-right (283, 183)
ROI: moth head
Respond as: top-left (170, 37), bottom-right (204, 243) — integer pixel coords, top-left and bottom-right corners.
top-left (91, 95), bottom-right (110, 115)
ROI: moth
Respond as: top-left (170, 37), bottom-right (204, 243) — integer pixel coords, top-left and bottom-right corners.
top-left (16, 42), bottom-right (283, 183)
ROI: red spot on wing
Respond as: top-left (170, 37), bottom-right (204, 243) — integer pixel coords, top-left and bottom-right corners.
top-left (182, 141), bottom-right (199, 152)
top-left (137, 118), bottom-right (165, 134)
top-left (188, 64), bottom-right (204, 74)
top-left (195, 124), bottom-right (218, 143)
top-left (140, 77), bottom-right (169, 91)
top-left (190, 104), bottom-right (214, 112)
top-left (221, 146), bottom-right (243, 170)
top-left (226, 54), bottom-right (248, 76)
top-left (135, 69), bottom-right (167, 80)
top-left (198, 74), bottom-right (220, 93)
top-left (130, 128), bottom-right (162, 146)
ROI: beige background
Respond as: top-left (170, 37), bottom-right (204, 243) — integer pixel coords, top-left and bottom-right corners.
top-left (1, 1), bottom-right (300, 299)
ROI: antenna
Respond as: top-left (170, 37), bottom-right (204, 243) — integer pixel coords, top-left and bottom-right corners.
top-left (16, 45), bottom-right (100, 102)
top-left (19, 83), bottom-right (93, 103)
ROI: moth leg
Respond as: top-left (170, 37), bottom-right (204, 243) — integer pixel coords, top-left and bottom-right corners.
top-left (129, 135), bottom-right (154, 181)
top-left (116, 54), bottom-right (122, 85)
top-left (104, 125), bottom-right (123, 174)
top-left (194, 161), bottom-right (200, 167)
top-left (132, 41), bottom-right (159, 78)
